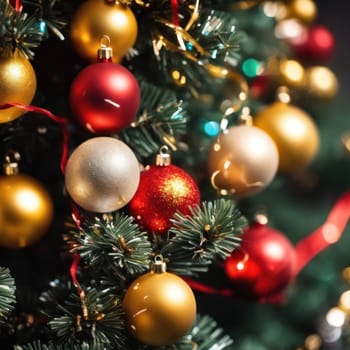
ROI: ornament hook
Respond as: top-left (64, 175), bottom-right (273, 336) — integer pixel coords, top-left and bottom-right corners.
top-left (276, 86), bottom-right (291, 104)
top-left (152, 254), bottom-right (167, 273)
top-left (3, 151), bottom-right (21, 176)
top-left (155, 146), bottom-right (171, 166)
top-left (98, 35), bottom-right (113, 61)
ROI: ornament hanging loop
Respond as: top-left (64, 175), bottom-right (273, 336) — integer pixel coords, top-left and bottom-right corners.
top-left (155, 145), bottom-right (171, 166)
top-left (237, 106), bottom-right (253, 126)
top-left (151, 254), bottom-right (167, 273)
top-left (3, 151), bottom-right (21, 176)
top-left (276, 86), bottom-right (291, 104)
top-left (98, 35), bottom-right (113, 61)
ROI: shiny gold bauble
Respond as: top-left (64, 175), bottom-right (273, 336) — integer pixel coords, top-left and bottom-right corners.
top-left (278, 59), bottom-right (305, 90)
top-left (208, 125), bottom-right (279, 197)
top-left (304, 66), bottom-right (338, 101)
top-left (0, 53), bottom-right (37, 123)
top-left (0, 174), bottom-right (53, 249)
top-left (70, 0), bottom-right (138, 62)
top-left (254, 101), bottom-right (319, 173)
top-left (266, 58), bottom-right (305, 91)
top-left (64, 137), bottom-right (140, 213)
top-left (123, 261), bottom-right (196, 346)
top-left (286, 0), bottom-right (317, 24)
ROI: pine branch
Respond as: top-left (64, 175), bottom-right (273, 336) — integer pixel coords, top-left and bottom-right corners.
top-left (121, 80), bottom-right (188, 160)
top-left (0, 267), bottom-right (16, 327)
top-left (189, 8), bottom-right (245, 65)
top-left (48, 289), bottom-right (126, 349)
top-left (23, 0), bottom-right (67, 40)
top-left (161, 199), bottom-right (247, 276)
top-left (15, 339), bottom-right (106, 350)
top-left (0, 1), bottom-right (44, 59)
top-left (185, 314), bottom-right (234, 350)
top-left (66, 212), bottom-right (152, 280)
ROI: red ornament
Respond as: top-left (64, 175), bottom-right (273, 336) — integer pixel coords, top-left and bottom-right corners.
top-left (248, 74), bottom-right (272, 100)
top-left (288, 25), bottom-right (335, 63)
top-left (224, 219), bottom-right (295, 301)
top-left (69, 62), bottom-right (140, 133)
top-left (128, 151), bottom-right (200, 235)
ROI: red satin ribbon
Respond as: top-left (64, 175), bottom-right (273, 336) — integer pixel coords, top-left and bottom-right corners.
top-left (171, 0), bottom-right (180, 27)
top-left (184, 278), bottom-right (233, 297)
top-left (0, 103), bottom-right (69, 173)
top-left (293, 190), bottom-right (350, 275)
top-left (186, 190), bottom-right (350, 300)
top-left (8, 0), bottom-right (22, 12)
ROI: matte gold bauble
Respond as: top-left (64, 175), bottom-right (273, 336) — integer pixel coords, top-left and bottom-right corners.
top-left (123, 257), bottom-right (196, 346)
top-left (208, 125), bottom-right (279, 197)
top-left (286, 0), bottom-right (317, 24)
top-left (0, 53), bottom-right (37, 123)
top-left (0, 174), bottom-right (53, 249)
top-left (304, 66), bottom-right (338, 101)
top-left (64, 137), bottom-right (140, 213)
top-left (70, 0), bottom-right (138, 62)
top-left (254, 101), bottom-right (319, 173)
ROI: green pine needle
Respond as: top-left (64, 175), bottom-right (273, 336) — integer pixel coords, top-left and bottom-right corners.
top-left (49, 289), bottom-right (126, 349)
top-left (185, 314), bottom-right (234, 350)
top-left (67, 212), bottom-right (152, 280)
top-left (121, 80), bottom-right (187, 159)
top-left (0, 267), bottom-right (16, 326)
top-left (161, 199), bottom-right (247, 276)
top-left (15, 339), bottom-right (106, 350)
top-left (189, 9), bottom-right (245, 64)
top-left (23, 0), bottom-right (67, 40)
top-left (0, 1), bottom-right (44, 59)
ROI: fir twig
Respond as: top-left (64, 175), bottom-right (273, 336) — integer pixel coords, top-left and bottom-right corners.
top-left (48, 289), bottom-right (126, 349)
top-left (121, 80), bottom-right (187, 160)
top-left (0, 267), bottom-right (16, 326)
top-left (185, 314), bottom-right (234, 350)
top-left (189, 8), bottom-right (245, 65)
top-left (23, 0), bottom-right (67, 40)
top-left (66, 212), bottom-right (152, 280)
top-left (161, 199), bottom-right (247, 276)
top-left (15, 339), bottom-right (106, 350)
top-left (0, 1), bottom-right (44, 58)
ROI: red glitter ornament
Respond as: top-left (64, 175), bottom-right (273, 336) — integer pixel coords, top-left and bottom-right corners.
top-left (288, 25), bottom-right (335, 63)
top-left (224, 217), bottom-right (295, 301)
top-left (128, 148), bottom-right (200, 235)
top-left (69, 60), bottom-right (140, 134)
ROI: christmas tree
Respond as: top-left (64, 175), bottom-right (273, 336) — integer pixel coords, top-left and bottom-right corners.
top-left (0, 0), bottom-right (349, 349)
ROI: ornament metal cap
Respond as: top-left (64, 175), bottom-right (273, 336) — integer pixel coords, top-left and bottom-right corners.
top-left (97, 35), bottom-right (113, 62)
top-left (151, 255), bottom-right (167, 273)
top-left (155, 146), bottom-right (171, 166)
top-left (3, 151), bottom-right (20, 176)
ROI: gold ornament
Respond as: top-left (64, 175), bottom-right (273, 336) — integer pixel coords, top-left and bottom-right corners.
top-left (254, 101), bottom-right (319, 173)
top-left (286, 0), bottom-right (318, 24)
top-left (64, 137), bottom-right (140, 213)
top-left (304, 66), bottom-right (338, 101)
top-left (0, 156), bottom-right (53, 249)
top-left (123, 255), bottom-right (197, 346)
top-left (266, 58), bottom-right (305, 91)
top-left (208, 123), bottom-right (279, 197)
top-left (70, 0), bottom-right (138, 62)
top-left (0, 52), bottom-right (37, 123)
top-left (278, 59), bottom-right (305, 90)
